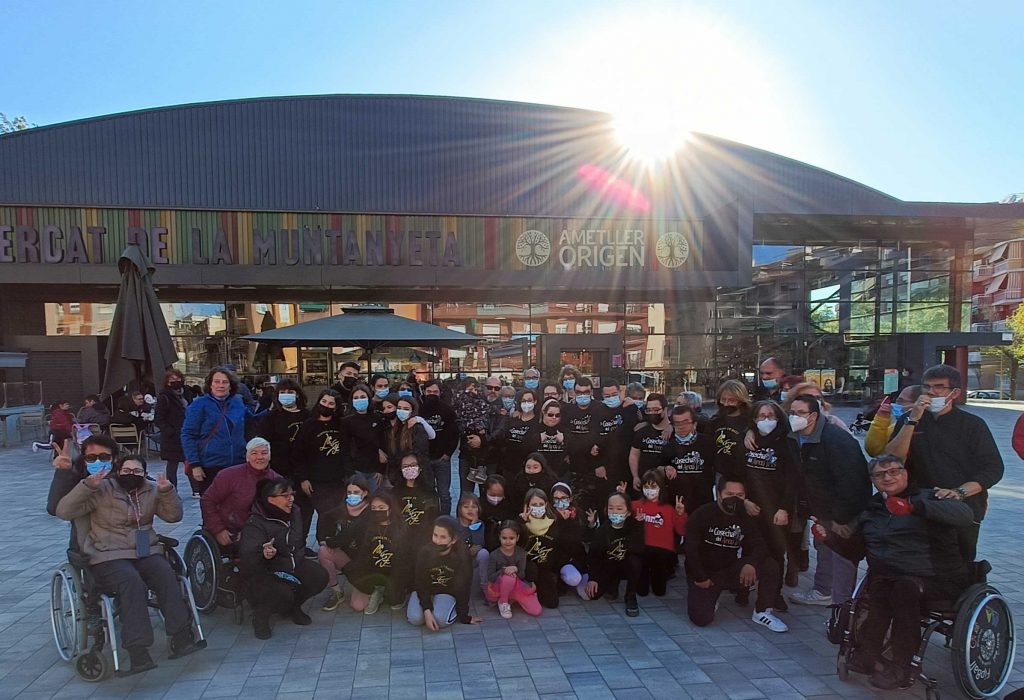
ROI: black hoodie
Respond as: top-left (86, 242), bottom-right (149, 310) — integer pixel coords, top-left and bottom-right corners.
top-left (413, 541), bottom-right (474, 623)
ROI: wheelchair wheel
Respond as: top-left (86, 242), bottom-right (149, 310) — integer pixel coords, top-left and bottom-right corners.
top-left (184, 531), bottom-right (220, 614)
top-left (75, 649), bottom-right (109, 682)
top-left (50, 566), bottom-right (84, 662)
top-left (951, 585), bottom-right (1016, 698)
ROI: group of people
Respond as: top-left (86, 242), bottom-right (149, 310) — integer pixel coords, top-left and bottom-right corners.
top-left (45, 359), bottom-right (1005, 689)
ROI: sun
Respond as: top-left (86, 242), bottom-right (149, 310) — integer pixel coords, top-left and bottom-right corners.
top-left (613, 107), bottom-right (691, 162)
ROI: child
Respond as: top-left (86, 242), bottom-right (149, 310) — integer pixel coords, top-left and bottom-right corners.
top-left (407, 516), bottom-right (483, 629)
top-left (456, 493), bottom-right (489, 593)
top-left (480, 475), bottom-right (515, 552)
top-left (485, 520), bottom-right (541, 618)
top-left (583, 492), bottom-right (645, 617)
top-left (317, 474), bottom-right (371, 611)
top-left (520, 488), bottom-right (587, 608)
top-left (390, 451), bottom-right (440, 544)
top-left (632, 470), bottom-right (686, 597)
top-left (340, 490), bottom-right (411, 615)
top-left (510, 453), bottom-right (556, 508)
top-left (550, 482), bottom-right (588, 578)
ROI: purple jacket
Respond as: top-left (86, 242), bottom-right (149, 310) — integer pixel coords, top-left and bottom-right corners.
top-left (200, 462), bottom-right (280, 536)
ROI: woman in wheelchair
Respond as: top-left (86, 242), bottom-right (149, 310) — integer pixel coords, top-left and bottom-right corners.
top-left (239, 478), bottom-right (328, 640)
top-left (54, 453), bottom-right (203, 675)
top-left (817, 454), bottom-right (975, 690)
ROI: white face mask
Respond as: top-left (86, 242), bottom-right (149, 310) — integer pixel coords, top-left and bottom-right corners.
top-left (529, 505), bottom-right (547, 518)
top-left (789, 415), bottom-right (809, 432)
top-left (642, 487), bottom-right (659, 501)
top-left (520, 401), bottom-right (535, 414)
top-left (928, 396), bottom-right (947, 413)
top-left (756, 419), bottom-right (778, 436)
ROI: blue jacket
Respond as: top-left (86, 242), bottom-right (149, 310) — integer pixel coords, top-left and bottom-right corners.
top-left (181, 393), bottom-right (250, 468)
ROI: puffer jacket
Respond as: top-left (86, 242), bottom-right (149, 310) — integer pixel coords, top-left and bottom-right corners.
top-left (55, 476), bottom-right (183, 564)
top-left (238, 501), bottom-right (305, 579)
top-left (199, 462), bottom-right (281, 537)
top-left (181, 393), bottom-right (249, 468)
top-left (155, 386), bottom-right (193, 461)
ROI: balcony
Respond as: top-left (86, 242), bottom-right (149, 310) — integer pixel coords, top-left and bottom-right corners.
top-left (972, 293), bottom-right (993, 308)
top-left (993, 258), bottom-right (1024, 276)
top-left (973, 264), bottom-right (994, 280)
top-left (992, 289), bottom-right (1024, 306)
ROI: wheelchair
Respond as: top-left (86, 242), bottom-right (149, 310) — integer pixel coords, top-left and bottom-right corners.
top-left (832, 561), bottom-right (1016, 700)
top-left (184, 529), bottom-right (246, 624)
top-left (49, 536), bottom-right (207, 681)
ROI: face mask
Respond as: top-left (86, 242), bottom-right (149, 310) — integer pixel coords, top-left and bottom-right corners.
top-left (342, 376), bottom-right (357, 389)
top-left (890, 404), bottom-right (905, 419)
top-left (642, 487), bottom-right (659, 501)
top-left (779, 391), bottom-right (788, 403)
top-left (789, 415), bottom-right (809, 432)
top-left (928, 396), bottom-right (947, 413)
top-left (467, 520), bottom-right (482, 531)
top-left (562, 378), bottom-right (576, 391)
top-left (636, 400), bottom-right (647, 409)
top-left (168, 381), bottom-right (183, 390)
top-left (433, 542), bottom-right (452, 553)
top-left (116, 473), bottom-right (144, 491)
top-left (371, 510), bottom-right (388, 523)
top-left (720, 496), bottom-right (744, 515)
top-left (502, 397), bottom-right (516, 411)
top-left (524, 378), bottom-right (539, 390)
top-left (529, 505), bottom-right (547, 518)
top-left (278, 392), bottom-right (297, 407)
top-left (553, 498), bottom-right (570, 510)
top-left (603, 395), bottom-right (622, 409)
top-left (317, 404), bottom-right (335, 418)
top-left (520, 401), bottom-right (535, 414)
top-left (383, 411), bottom-right (397, 420)
top-left (762, 378), bottom-right (778, 389)
top-left (486, 494), bottom-right (504, 505)
top-left (398, 389), bottom-right (413, 398)
top-left (674, 431), bottom-right (696, 444)
top-left (756, 419), bottom-right (778, 436)
top-left (396, 408), bottom-right (412, 421)
top-left (352, 397), bottom-right (369, 412)
top-left (402, 466), bottom-right (420, 481)
top-left (345, 493), bottom-right (364, 506)
top-left (375, 388), bottom-right (390, 399)
top-left (87, 459), bottom-right (111, 475)
top-left (607, 513), bottom-right (627, 525)
top-left (647, 412), bottom-right (664, 424)
top-left (422, 395), bottom-right (439, 406)
top-left (575, 394), bottom-right (592, 407)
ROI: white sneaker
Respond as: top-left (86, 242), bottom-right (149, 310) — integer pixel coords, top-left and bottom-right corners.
top-left (498, 602), bottom-right (512, 619)
top-left (32, 443), bottom-right (39, 453)
top-left (364, 586), bottom-right (384, 615)
top-left (752, 609), bottom-right (788, 633)
top-left (788, 588), bottom-right (832, 606)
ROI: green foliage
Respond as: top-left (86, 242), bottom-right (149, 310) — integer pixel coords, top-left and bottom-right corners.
top-left (0, 114), bottom-right (34, 134)
top-left (1004, 303), bottom-right (1024, 363)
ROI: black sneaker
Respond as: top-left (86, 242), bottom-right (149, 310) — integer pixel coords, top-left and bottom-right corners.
top-left (292, 606), bottom-right (312, 626)
top-left (846, 650), bottom-right (880, 676)
top-left (253, 613), bottom-right (272, 640)
top-left (734, 587), bottom-right (750, 607)
top-left (117, 647), bottom-right (157, 677)
top-left (869, 664), bottom-right (912, 690)
top-left (624, 593), bottom-right (639, 617)
top-left (168, 628), bottom-right (205, 660)
top-left (303, 547), bottom-right (318, 560)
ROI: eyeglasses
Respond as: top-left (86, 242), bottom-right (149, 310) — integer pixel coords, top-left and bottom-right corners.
top-left (119, 468), bottom-right (145, 476)
top-left (922, 383), bottom-right (953, 395)
top-left (787, 410), bottom-right (811, 417)
top-left (269, 491), bottom-right (296, 499)
top-left (870, 467), bottom-right (905, 480)
top-left (673, 419), bottom-right (694, 426)
top-left (84, 453), bottom-right (114, 463)
top-left (485, 385), bottom-right (501, 391)
top-left (545, 412), bottom-right (561, 418)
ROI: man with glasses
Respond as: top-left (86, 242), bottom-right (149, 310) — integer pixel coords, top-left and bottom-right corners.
top-left (884, 364), bottom-right (1003, 562)
top-left (787, 395), bottom-right (870, 607)
top-left (662, 405), bottom-right (718, 514)
top-left (818, 455), bottom-right (974, 690)
top-left (629, 394), bottom-right (672, 492)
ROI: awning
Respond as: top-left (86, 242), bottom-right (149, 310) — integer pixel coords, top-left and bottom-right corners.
top-left (985, 274), bottom-right (1008, 294)
top-left (0, 351), bottom-right (27, 368)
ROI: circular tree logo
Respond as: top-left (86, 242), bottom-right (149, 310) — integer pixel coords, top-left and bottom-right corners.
top-left (515, 229), bottom-right (551, 267)
top-left (656, 231), bottom-right (690, 268)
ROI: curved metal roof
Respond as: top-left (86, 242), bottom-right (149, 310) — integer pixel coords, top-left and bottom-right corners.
top-left (0, 94), bottom-right (1015, 219)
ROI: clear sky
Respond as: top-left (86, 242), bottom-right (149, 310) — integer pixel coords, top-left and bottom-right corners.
top-left (3, 0), bottom-right (1021, 203)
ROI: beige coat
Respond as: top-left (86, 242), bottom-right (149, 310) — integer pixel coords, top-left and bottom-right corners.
top-left (55, 477), bottom-right (183, 564)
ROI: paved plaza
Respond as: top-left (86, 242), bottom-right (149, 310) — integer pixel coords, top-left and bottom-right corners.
top-left (0, 404), bottom-right (1021, 700)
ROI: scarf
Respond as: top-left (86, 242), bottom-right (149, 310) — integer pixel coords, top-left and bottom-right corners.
top-left (525, 516), bottom-right (554, 537)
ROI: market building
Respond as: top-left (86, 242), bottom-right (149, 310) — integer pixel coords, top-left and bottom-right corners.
top-left (1, 95), bottom-right (1022, 404)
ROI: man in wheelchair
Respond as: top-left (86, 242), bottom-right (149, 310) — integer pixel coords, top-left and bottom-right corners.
top-left (55, 453), bottom-right (204, 675)
top-left (816, 454), bottom-right (975, 690)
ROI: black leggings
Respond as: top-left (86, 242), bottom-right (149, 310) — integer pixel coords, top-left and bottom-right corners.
top-left (246, 558), bottom-right (328, 616)
top-left (592, 554), bottom-right (644, 598)
top-left (638, 546), bottom-right (678, 596)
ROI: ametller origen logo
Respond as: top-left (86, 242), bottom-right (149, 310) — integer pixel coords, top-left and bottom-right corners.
top-left (515, 229), bottom-right (550, 266)
top-left (656, 231), bottom-right (689, 268)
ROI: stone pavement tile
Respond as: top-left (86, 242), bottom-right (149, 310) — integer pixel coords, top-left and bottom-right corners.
top-left (549, 642), bottom-right (597, 674)
top-left (423, 649), bottom-right (461, 683)
top-left (778, 673), bottom-right (834, 696)
top-left (563, 672), bottom-right (615, 699)
top-left (611, 638), bottom-right (664, 670)
top-left (612, 689), bottom-right (654, 700)
top-left (496, 675), bottom-right (541, 699)
top-left (159, 679), bottom-right (210, 699)
top-left (536, 694), bottom-right (578, 700)
top-left (524, 658), bottom-right (573, 695)
top-left (460, 662), bottom-right (500, 699)
top-left (277, 693), bottom-right (314, 700)
top-left (426, 680), bottom-right (465, 699)
top-left (453, 632), bottom-right (492, 663)
top-left (512, 631), bottom-right (554, 660)
top-left (351, 653), bottom-right (390, 688)
top-left (638, 667), bottom-right (688, 697)
top-left (486, 646), bottom-right (529, 678)
top-left (680, 683), bottom-right (730, 700)
top-left (421, 629), bottom-right (456, 650)
top-left (588, 654), bottom-right (644, 690)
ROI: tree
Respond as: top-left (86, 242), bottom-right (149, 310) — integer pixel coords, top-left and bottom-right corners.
top-left (1001, 302), bottom-right (1024, 398)
top-left (0, 113), bottom-right (34, 134)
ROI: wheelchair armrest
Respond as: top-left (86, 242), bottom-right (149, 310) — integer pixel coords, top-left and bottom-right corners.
top-left (971, 560), bottom-right (991, 583)
top-left (157, 535), bottom-right (179, 548)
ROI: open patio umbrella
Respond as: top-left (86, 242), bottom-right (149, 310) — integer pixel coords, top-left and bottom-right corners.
top-left (100, 245), bottom-right (179, 398)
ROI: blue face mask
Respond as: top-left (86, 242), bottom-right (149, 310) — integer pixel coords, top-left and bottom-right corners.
top-left (278, 392), bottom-right (297, 407)
top-left (467, 521), bottom-right (482, 531)
top-left (554, 498), bottom-right (570, 510)
top-left (87, 460), bottom-right (111, 475)
top-left (675, 431), bottom-right (697, 445)
top-left (345, 493), bottom-right (364, 506)
top-left (575, 394), bottom-right (592, 407)
top-left (603, 395), bottom-right (621, 409)
top-left (502, 397), bottom-right (516, 411)
top-left (398, 389), bottom-right (413, 398)
top-left (562, 378), bottom-right (576, 390)
top-left (375, 388), bottom-right (390, 399)
top-left (608, 513), bottom-right (627, 525)
top-left (352, 397), bottom-right (369, 413)
top-left (762, 378), bottom-right (779, 389)
top-left (636, 400), bottom-right (647, 410)
top-left (890, 404), bottom-right (905, 419)
top-left (524, 378), bottom-right (539, 390)
top-left (396, 408), bottom-right (412, 421)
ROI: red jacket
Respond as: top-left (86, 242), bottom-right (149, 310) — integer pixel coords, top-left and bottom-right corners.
top-left (632, 499), bottom-right (687, 552)
top-left (200, 462), bottom-right (280, 536)
top-left (1013, 413), bottom-right (1024, 462)
top-left (50, 408), bottom-right (75, 434)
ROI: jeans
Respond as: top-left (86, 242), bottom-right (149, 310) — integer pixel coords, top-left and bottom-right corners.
top-left (813, 538), bottom-right (858, 603)
top-left (92, 555), bottom-right (191, 650)
top-left (427, 456), bottom-right (453, 515)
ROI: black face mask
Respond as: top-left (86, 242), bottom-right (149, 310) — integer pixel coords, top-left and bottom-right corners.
top-left (116, 474), bottom-right (145, 492)
top-left (317, 405), bottom-right (335, 418)
top-left (371, 510), bottom-right (389, 524)
top-left (647, 412), bottom-right (664, 424)
top-left (433, 542), bottom-right (453, 554)
top-left (421, 395), bottom-right (440, 406)
top-left (382, 411), bottom-right (397, 420)
top-left (720, 496), bottom-right (744, 515)
top-left (168, 381), bottom-right (183, 390)
top-left (341, 376), bottom-right (357, 389)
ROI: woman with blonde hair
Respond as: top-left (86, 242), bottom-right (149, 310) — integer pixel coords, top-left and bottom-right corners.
top-left (707, 380), bottom-right (752, 476)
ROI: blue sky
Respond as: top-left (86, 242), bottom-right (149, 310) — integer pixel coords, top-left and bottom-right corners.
top-left (3, 0), bottom-right (1021, 203)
